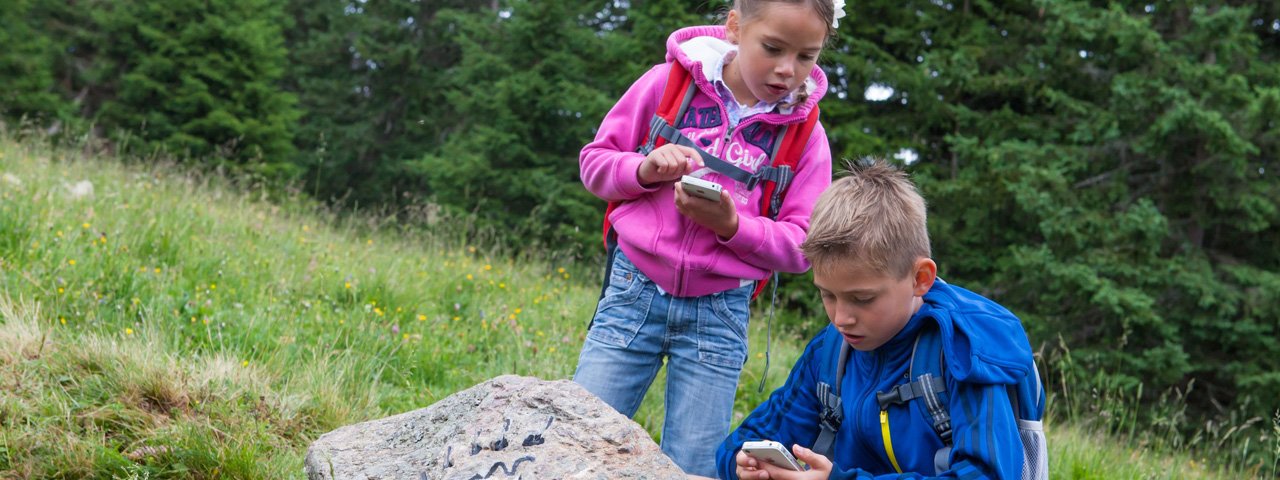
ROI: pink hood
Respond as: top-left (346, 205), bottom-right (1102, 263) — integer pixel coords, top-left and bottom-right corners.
top-left (580, 26), bottom-right (833, 297)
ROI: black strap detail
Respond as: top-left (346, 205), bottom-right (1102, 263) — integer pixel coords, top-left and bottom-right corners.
top-left (875, 373), bottom-right (952, 445)
top-left (875, 374), bottom-right (948, 408)
top-left (766, 165), bottom-right (793, 219)
top-left (813, 341), bottom-right (851, 460)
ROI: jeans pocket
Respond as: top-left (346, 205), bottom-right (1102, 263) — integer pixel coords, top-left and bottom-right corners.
top-left (587, 251), bottom-right (652, 348)
top-left (697, 284), bottom-right (752, 368)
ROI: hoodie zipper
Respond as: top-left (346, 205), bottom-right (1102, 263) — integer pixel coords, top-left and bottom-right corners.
top-left (852, 351), bottom-right (883, 468)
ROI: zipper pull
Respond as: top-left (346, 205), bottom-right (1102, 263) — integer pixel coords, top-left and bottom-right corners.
top-left (880, 410), bottom-right (903, 473)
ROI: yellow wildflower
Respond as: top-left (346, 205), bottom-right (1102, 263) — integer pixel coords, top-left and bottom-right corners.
top-left (82, 223), bottom-right (90, 229)
top-left (67, 259), bottom-right (76, 266)
top-left (417, 314), bottom-right (426, 321)
top-left (126, 328), bottom-right (134, 335)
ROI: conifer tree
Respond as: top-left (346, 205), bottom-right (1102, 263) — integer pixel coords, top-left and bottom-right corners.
top-left (821, 0), bottom-right (1279, 428)
top-left (94, 0), bottom-right (299, 173)
top-left (0, 0), bottom-right (68, 124)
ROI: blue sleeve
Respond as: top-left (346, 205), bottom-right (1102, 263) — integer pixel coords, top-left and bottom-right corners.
top-left (827, 381), bottom-right (1023, 480)
top-left (716, 332), bottom-right (832, 480)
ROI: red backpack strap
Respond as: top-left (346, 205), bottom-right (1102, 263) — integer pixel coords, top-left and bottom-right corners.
top-left (601, 63), bottom-right (696, 250)
top-left (758, 104), bottom-right (820, 221)
top-left (752, 105), bottom-right (821, 299)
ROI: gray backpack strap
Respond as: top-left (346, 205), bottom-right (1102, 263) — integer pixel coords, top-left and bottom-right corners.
top-left (641, 114), bottom-right (796, 193)
top-left (812, 341), bottom-right (851, 460)
top-left (638, 80), bottom-right (697, 156)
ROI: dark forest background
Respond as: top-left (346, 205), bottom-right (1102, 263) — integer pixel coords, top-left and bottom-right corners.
top-left (3, 0), bottom-right (1278, 470)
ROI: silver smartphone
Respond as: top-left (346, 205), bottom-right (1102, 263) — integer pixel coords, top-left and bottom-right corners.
top-left (680, 175), bottom-right (723, 202)
top-left (741, 440), bottom-right (802, 471)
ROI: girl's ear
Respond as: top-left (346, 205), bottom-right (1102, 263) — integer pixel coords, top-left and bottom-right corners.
top-left (726, 9), bottom-right (741, 44)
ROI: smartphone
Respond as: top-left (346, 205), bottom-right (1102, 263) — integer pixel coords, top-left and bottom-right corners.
top-left (741, 440), bottom-right (802, 471)
top-left (680, 175), bottom-right (723, 202)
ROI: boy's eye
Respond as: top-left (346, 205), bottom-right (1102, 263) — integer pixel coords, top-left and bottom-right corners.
top-left (799, 54), bottom-right (817, 63)
top-left (854, 297), bottom-right (875, 304)
top-left (762, 44), bottom-right (781, 54)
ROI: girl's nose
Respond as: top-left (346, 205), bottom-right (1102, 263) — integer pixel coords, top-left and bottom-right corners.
top-left (776, 59), bottom-right (796, 79)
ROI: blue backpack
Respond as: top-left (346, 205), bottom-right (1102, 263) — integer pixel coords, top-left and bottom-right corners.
top-left (811, 324), bottom-right (1048, 479)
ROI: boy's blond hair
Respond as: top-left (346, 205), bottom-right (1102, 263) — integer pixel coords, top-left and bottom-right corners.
top-left (800, 160), bottom-right (931, 278)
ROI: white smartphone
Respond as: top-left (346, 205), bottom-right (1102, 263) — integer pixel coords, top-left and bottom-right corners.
top-left (680, 175), bottom-right (723, 202)
top-left (741, 440), bottom-right (802, 471)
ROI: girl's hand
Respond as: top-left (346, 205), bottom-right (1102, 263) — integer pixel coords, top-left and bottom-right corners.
top-left (736, 445), bottom-right (834, 480)
top-left (638, 144), bottom-right (702, 186)
top-left (674, 179), bottom-right (738, 238)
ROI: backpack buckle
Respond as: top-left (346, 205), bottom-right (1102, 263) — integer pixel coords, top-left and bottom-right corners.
top-left (818, 407), bottom-right (842, 432)
top-left (876, 384), bottom-right (908, 409)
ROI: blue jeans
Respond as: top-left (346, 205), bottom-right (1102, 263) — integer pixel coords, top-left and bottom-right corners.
top-left (573, 250), bottom-right (753, 477)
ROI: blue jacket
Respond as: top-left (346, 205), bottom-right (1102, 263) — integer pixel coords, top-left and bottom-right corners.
top-left (717, 280), bottom-right (1037, 479)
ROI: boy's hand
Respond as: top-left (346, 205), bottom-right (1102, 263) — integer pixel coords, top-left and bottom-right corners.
top-left (674, 182), bottom-right (738, 238)
top-left (735, 445), bottom-right (834, 480)
top-left (638, 144), bottom-right (702, 186)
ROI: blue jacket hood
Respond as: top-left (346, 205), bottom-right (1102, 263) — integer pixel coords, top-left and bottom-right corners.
top-left (918, 279), bottom-right (1034, 385)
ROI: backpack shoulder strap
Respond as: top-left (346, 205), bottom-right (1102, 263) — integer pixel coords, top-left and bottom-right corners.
top-left (749, 106), bottom-right (821, 300)
top-left (638, 62), bottom-right (696, 156)
top-left (812, 335), bottom-right (850, 460)
top-left (759, 105), bottom-right (820, 218)
top-left (601, 62), bottom-right (696, 250)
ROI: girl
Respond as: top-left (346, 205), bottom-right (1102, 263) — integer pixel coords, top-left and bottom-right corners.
top-left (574, 1), bottom-right (841, 476)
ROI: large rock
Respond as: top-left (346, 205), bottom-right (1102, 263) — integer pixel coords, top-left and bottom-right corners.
top-left (305, 375), bottom-right (687, 479)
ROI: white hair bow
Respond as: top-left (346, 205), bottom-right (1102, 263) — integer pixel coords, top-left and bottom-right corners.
top-left (833, 0), bottom-right (847, 28)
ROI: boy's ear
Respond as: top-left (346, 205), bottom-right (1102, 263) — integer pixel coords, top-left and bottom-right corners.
top-left (912, 258), bottom-right (937, 296)
top-left (726, 10), bottom-right (741, 44)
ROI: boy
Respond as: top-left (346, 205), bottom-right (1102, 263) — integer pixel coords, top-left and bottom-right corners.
top-left (715, 161), bottom-right (1045, 479)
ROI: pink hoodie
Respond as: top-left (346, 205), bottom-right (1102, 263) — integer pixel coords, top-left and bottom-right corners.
top-left (580, 26), bottom-right (833, 297)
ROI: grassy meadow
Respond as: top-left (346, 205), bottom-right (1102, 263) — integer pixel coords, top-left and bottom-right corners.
top-left (0, 136), bottom-right (1264, 478)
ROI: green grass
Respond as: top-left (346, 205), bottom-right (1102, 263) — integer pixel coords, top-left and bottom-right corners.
top-left (0, 136), bottom-right (1269, 478)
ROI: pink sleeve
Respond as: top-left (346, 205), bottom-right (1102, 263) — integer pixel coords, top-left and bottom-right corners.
top-left (719, 122), bottom-right (833, 274)
top-left (579, 64), bottom-right (670, 202)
